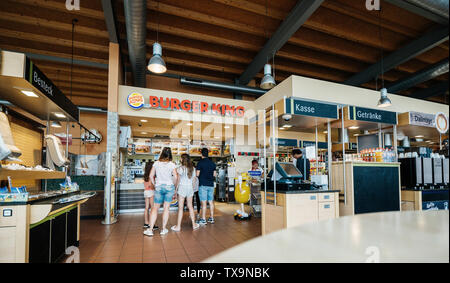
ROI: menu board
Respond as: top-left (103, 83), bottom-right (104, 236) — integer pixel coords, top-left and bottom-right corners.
top-left (127, 138), bottom-right (151, 155)
top-left (190, 141), bottom-right (222, 157)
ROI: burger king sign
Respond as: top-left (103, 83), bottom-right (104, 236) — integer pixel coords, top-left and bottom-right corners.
top-left (127, 92), bottom-right (144, 109)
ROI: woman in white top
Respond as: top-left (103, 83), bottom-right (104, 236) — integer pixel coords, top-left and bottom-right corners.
top-left (144, 147), bottom-right (178, 237)
top-left (171, 154), bottom-right (200, 232)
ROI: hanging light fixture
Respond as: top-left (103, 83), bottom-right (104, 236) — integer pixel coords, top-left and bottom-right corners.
top-left (376, 8), bottom-right (392, 108)
top-left (148, 42), bottom-right (167, 74)
top-left (378, 88), bottom-right (392, 108)
top-left (260, 0), bottom-right (275, 90)
top-left (148, 0), bottom-right (166, 74)
top-left (260, 64), bottom-right (276, 89)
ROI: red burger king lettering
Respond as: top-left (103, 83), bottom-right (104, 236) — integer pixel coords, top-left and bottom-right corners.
top-left (131, 94), bottom-right (245, 117)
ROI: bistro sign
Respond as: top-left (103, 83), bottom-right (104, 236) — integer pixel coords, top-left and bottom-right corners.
top-left (127, 92), bottom-right (246, 117)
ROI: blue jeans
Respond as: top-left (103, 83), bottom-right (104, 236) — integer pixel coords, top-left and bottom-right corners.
top-left (199, 186), bottom-right (215, 202)
top-left (154, 184), bottom-right (175, 204)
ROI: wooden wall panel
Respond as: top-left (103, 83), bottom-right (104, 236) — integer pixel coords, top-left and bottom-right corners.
top-left (8, 121), bottom-right (43, 192)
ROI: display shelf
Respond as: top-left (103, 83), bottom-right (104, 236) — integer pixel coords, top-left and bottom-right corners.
top-left (0, 169), bottom-right (66, 180)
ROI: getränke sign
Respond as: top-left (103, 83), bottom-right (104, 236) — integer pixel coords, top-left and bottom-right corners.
top-left (127, 92), bottom-right (245, 118)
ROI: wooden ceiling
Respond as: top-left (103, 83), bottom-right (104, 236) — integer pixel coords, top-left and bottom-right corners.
top-left (0, 0), bottom-right (448, 108)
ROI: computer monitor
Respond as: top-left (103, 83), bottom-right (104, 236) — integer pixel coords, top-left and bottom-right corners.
top-left (276, 162), bottom-right (303, 179)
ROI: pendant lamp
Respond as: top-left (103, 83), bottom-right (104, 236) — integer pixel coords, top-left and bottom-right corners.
top-left (148, 42), bottom-right (167, 74)
top-left (260, 64), bottom-right (276, 90)
top-left (377, 88), bottom-right (392, 108)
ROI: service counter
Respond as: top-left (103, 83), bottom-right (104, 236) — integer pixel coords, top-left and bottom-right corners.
top-left (331, 161), bottom-right (401, 216)
top-left (260, 189), bottom-right (340, 235)
top-left (0, 190), bottom-right (94, 263)
top-left (401, 189), bottom-right (449, 211)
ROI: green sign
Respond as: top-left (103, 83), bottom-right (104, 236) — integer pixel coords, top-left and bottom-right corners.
top-left (349, 106), bottom-right (397, 125)
top-left (285, 98), bottom-right (338, 119)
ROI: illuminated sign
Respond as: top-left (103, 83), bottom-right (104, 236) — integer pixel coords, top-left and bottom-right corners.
top-left (127, 93), bottom-right (246, 117)
top-left (127, 92), bottom-right (145, 109)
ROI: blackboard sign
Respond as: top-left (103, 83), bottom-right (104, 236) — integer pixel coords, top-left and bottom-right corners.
top-left (353, 165), bottom-right (400, 214)
top-left (285, 98), bottom-right (338, 119)
top-left (349, 106), bottom-right (397, 125)
top-left (357, 134), bottom-right (380, 151)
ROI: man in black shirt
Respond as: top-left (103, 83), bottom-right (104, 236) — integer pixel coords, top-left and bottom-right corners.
top-left (292, 148), bottom-right (310, 181)
top-left (196, 148), bottom-right (217, 225)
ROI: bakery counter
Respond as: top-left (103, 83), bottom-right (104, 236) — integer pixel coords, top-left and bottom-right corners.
top-left (260, 189), bottom-right (340, 235)
top-left (0, 190), bottom-right (95, 263)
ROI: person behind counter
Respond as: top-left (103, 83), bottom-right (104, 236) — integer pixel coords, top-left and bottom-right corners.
top-left (171, 154), bottom-right (200, 232)
top-left (143, 161), bottom-right (158, 230)
top-left (196, 148), bottom-right (217, 225)
top-left (292, 148), bottom-right (310, 181)
top-left (250, 159), bottom-right (264, 178)
top-left (144, 147), bottom-right (179, 237)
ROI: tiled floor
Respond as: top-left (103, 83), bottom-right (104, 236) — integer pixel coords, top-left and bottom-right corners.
top-left (75, 203), bottom-right (261, 263)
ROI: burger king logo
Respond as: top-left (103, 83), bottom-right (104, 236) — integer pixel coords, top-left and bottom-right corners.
top-left (127, 92), bottom-right (144, 109)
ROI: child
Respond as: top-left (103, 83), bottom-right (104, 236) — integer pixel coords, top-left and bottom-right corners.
top-left (143, 161), bottom-right (158, 230)
top-left (171, 154), bottom-right (200, 232)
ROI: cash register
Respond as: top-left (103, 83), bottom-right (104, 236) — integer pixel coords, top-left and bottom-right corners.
top-left (266, 162), bottom-right (320, 191)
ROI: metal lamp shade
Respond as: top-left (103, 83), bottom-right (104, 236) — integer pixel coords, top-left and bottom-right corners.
top-left (384, 133), bottom-right (392, 147)
top-left (402, 136), bottom-right (410, 148)
top-left (148, 43), bottom-right (167, 74)
top-left (377, 88), bottom-right (392, 108)
top-left (260, 64), bottom-right (276, 90)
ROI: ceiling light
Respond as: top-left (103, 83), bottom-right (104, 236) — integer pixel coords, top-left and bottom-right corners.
top-left (260, 64), bottom-right (276, 90)
top-left (186, 123), bottom-right (193, 126)
top-left (214, 136), bottom-right (220, 139)
top-left (182, 134), bottom-right (187, 137)
top-left (224, 125), bottom-right (230, 129)
top-left (415, 135), bottom-right (424, 138)
top-left (349, 126), bottom-right (359, 130)
top-left (354, 134), bottom-right (359, 136)
top-left (148, 42), bottom-right (167, 74)
top-left (53, 112), bottom-right (66, 118)
top-left (21, 90), bottom-right (38, 98)
top-left (283, 125), bottom-right (292, 128)
top-left (323, 131), bottom-right (328, 134)
top-left (279, 127), bottom-right (285, 130)
top-left (377, 88), bottom-right (392, 108)
top-left (51, 121), bottom-right (62, 128)
top-left (141, 132), bottom-right (148, 135)
top-left (140, 119), bottom-right (148, 122)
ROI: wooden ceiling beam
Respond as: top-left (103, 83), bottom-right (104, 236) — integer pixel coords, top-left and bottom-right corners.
top-left (0, 39), bottom-right (108, 64)
top-left (0, 27), bottom-right (107, 54)
top-left (69, 96), bottom-right (108, 108)
top-left (0, 10), bottom-right (108, 39)
top-left (11, 0), bottom-right (105, 20)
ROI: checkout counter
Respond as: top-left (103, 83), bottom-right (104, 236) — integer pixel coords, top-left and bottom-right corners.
top-left (261, 162), bottom-right (339, 235)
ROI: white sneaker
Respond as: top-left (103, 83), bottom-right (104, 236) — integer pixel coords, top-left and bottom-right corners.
top-left (160, 228), bottom-right (169, 235)
top-left (171, 225), bottom-right (181, 232)
top-left (143, 228), bottom-right (153, 237)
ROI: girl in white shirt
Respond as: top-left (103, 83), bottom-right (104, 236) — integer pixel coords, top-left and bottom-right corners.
top-left (171, 154), bottom-right (200, 232)
top-left (144, 147), bottom-right (178, 237)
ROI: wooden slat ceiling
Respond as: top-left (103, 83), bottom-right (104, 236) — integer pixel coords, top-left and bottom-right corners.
top-left (0, 0), bottom-right (448, 108)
